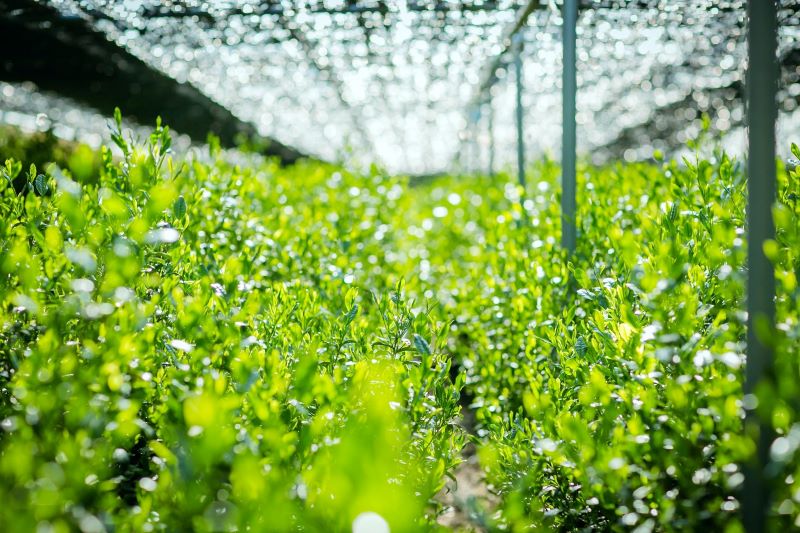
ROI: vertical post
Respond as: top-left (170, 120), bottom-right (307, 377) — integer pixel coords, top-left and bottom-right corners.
top-left (465, 124), bottom-right (472, 174)
top-left (473, 107), bottom-right (481, 174)
top-left (457, 134), bottom-right (465, 173)
top-left (743, 1), bottom-right (777, 532)
top-left (487, 96), bottom-right (495, 177)
top-left (513, 34), bottom-right (525, 189)
top-left (465, 117), bottom-right (473, 175)
top-left (472, 123), bottom-right (479, 174)
top-left (562, 0), bottom-right (577, 252)
top-left (459, 138), bottom-right (467, 174)
top-left (467, 107), bottom-right (479, 174)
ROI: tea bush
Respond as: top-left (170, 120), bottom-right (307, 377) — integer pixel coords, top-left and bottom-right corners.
top-left (0, 115), bottom-right (798, 532)
top-left (0, 117), bottom-right (463, 532)
top-left (406, 152), bottom-right (800, 531)
top-left (407, 151), bottom-right (799, 531)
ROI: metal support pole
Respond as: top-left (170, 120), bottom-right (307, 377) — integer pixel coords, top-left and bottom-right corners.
top-left (466, 134), bottom-right (473, 174)
top-left (487, 97), bottom-right (495, 177)
top-left (513, 34), bottom-right (526, 189)
top-left (743, 1), bottom-right (777, 532)
top-left (472, 125), bottom-right (479, 174)
top-left (465, 117), bottom-right (473, 175)
top-left (473, 107), bottom-right (481, 173)
top-left (561, 0), bottom-right (577, 252)
top-left (467, 107), bottom-right (480, 174)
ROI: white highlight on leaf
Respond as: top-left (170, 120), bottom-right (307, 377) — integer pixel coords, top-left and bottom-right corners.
top-left (145, 227), bottom-right (180, 244)
top-left (352, 512), bottom-right (390, 533)
top-left (170, 339), bottom-right (194, 352)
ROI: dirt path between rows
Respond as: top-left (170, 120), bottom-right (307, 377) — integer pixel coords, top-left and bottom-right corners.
top-left (436, 407), bottom-right (499, 531)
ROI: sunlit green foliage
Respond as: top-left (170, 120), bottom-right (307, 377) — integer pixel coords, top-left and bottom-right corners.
top-left (409, 153), bottom-right (799, 531)
top-left (0, 116), bottom-right (462, 532)
top-left (0, 116), bottom-right (798, 532)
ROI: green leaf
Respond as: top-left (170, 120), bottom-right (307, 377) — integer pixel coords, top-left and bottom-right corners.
top-left (413, 334), bottom-right (431, 356)
top-left (173, 195), bottom-right (187, 218)
top-left (33, 174), bottom-right (48, 196)
top-left (575, 336), bottom-right (587, 357)
top-left (344, 304), bottom-right (358, 325)
top-left (576, 289), bottom-right (594, 301)
top-left (763, 239), bottom-right (780, 262)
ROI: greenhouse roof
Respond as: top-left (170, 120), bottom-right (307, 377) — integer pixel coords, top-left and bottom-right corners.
top-left (6, 1), bottom-right (800, 172)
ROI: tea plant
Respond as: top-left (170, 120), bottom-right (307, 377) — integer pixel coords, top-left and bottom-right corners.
top-left (0, 114), bottom-right (798, 532)
top-left (402, 150), bottom-right (799, 531)
top-left (0, 115), bottom-right (463, 532)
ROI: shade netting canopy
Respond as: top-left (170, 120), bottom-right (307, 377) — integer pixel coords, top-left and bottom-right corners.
top-left (2, 0), bottom-right (800, 172)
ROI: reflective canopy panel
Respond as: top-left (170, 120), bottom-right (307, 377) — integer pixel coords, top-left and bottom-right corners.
top-left (7, 1), bottom-right (800, 173)
top-left (474, 1), bottom-right (800, 173)
top-left (43, 0), bottom-right (529, 172)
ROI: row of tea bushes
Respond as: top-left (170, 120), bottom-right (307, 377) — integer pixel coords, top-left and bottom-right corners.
top-left (1, 116), bottom-right (798, 531)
